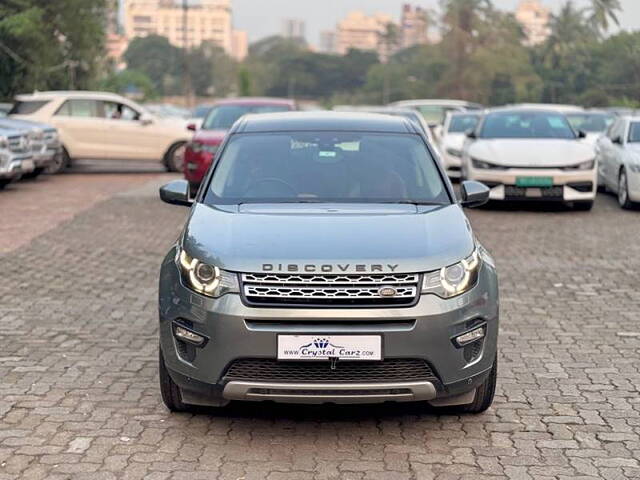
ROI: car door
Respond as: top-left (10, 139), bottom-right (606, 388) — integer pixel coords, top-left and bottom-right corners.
top-left (600, 119), bottom-right (622, 190)
top-left (609, 120), bottom-right (629, 189)
top-left (52, 99), bottom-right (108, 159)
top-left (101, 100), bottom-right (167, 161)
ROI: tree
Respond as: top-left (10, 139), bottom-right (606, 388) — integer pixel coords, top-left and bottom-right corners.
top-left (99, 69), bottom-right (158, 101)
top-left (0, 0), bottom-right (108, 99)
top-left (588, 0), bottom-right (622, 35)
top-left (123, 35), bottom-right (182, 96)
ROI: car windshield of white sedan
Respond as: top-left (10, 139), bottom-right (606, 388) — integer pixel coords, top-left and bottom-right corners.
top-left (449, 114), bottom-right (479, 133)
top-left (481, 112), bottom-right (577, 139)
top-left (202, 105), bottom-right (290, 130)
top-left (630, 123), bottom-right (640, 143)
top-left (566, 113), bottom-right (614, 133)
top-left (207, 132), bottom-right (449, 205)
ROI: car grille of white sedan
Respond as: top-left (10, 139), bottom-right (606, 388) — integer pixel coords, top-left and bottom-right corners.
top-left (241, 273), bottom-right (420, 307)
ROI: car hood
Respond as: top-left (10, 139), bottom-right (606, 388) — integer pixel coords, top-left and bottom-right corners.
top-left (442, 133), bottom-right (466, 151)
top-left (193, 129), bottom-right (227, 144)
top-left (468, 139), bottom-right (595, 167)
top-left (182, 203), bottom-right (475, 274)
top-left (1, 118), bottom-right (54, 131)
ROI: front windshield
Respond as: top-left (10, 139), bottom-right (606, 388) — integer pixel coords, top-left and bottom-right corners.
top-left (202, 104), bottom-right (291, 130)
top-left (448, 114), bottom-right (479, 133)
top-left (629, 122), bottom-right (640, 143)
top-left (480, 111), bottom-right (577, 139)
top-left (566, 113), bottom-right (614, 133)
top-left (207, 132), bottom-right (450, 205)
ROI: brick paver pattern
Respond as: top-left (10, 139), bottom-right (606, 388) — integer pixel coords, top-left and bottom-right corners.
top-left (0, 175), bottom-right (639, 480)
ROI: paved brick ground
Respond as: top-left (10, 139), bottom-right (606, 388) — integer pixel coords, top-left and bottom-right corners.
top-left (0, 175), bottom-right (639, 480)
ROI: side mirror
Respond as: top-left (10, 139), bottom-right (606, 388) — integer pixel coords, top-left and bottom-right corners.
top-left (460, 180), bottom-right (490, 208)
top-left (613, 136), bottom-right (623, 145)
top-left (160, 180), bottom-right (192, 206)
top-left (578, 130), bottom-right (587, 139)
top-left (139, 114), bottom-right (153, 126)
top-left (466, 129), bottom-right (477, 140)
top-left (187, 123), bottom-right (197, 131)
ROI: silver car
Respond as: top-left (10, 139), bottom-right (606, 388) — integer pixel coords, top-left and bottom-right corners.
top-left (158, 112), bottom-right (499, 413)
top-left (0, 118), bottom-right (60, 178)
top-left (596, 116), bottom-right (640, 209)
top-left (0, 127), bottom-right (35, 189)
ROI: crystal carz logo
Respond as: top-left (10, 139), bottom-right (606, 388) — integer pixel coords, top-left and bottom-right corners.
top-left (282, 337), bottom-right (377, 359)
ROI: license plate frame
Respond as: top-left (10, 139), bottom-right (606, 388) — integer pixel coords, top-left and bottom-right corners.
top-left (516, 176), bottom-right (554, 188)
top-left (277, 335), bottom-right (382, 361)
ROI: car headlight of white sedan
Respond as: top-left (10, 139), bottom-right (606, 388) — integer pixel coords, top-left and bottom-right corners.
top-left (562, 159), bottom-right (596, 171)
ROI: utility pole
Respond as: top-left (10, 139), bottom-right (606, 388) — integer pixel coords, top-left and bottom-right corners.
top-left (182, 0), bottom-right (193, 107)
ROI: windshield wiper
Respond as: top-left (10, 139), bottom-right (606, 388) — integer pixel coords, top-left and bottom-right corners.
top-left (383, 200), bottom-right (448, 206)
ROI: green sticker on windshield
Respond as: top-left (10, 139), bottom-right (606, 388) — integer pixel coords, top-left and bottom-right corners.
top-left (319, 151), bottom-right (337, 157)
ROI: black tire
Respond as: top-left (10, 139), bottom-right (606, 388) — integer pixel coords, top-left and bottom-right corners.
top-left (164, 142), bottom-right (187, 172)
top-left (159, 348), bottom-right (189, 412)
top-left (47, 148), bottom-right (70, 174)
top-left (574, 200), bottom-right (594, 211)
top-left (457, 355), bottom-right (497, 414)
top-left (0, 179), bottom-right (11, 190)
top-left (618, 169), bottom-right (637, 210)
top-left (21, 167), bottom-right (45, 180)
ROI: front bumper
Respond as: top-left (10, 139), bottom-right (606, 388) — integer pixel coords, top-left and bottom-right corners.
top-left (468, 167), bottom-right (597, 202)
top-left (158, 248), bottom-right (500, 406)
top-left (0, 154), bottom-right (34, 179)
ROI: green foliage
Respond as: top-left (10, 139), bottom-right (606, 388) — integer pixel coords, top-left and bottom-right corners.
top-left (0, 0), bottom-right (107, 99)
top-left (99, 69), bottom-right (158, 101)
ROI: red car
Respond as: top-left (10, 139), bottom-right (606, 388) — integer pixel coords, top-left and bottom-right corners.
top-left (183, 98), bottom-right (297, 192)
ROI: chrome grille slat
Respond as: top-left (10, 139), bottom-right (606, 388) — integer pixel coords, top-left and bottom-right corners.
top-left (241, 272), bottom-right (420, 307)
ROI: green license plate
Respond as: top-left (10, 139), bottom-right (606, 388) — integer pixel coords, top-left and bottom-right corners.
top-left (516, 176), bottom-right (554, 188)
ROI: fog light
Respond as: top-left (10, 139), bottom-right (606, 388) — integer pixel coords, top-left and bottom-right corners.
top-left (455, 327), bottom-right (485, 347)
top-left (174, 325), bottom-right (206, 346)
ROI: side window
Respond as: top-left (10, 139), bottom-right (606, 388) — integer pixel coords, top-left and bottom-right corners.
top-left (103, 102), bottom-right (140, 121)
top-left (55, 99), bottom-right (99, 118)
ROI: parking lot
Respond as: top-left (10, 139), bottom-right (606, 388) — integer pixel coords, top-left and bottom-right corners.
top-left (0, 170), bottom-right (639, 480)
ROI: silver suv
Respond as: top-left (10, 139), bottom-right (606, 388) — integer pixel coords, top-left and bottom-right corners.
top-left (0, 127), bottom-right (35, 189)
top-left (158, 112), bottom-right (499, 413)
top-left (0, 119), bottom-right (60, 178)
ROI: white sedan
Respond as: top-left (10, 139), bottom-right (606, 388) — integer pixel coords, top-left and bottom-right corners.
top-left (439, 111), bottom-right (480, 179)
top-left (596, 116), bottom-right (640, 209)
top-left (461, 109), bottom-right (597, 210)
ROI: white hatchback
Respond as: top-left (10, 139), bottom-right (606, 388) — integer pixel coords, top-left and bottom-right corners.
top-left (462, 108), bottom-right (597, 210)
top-left (10, 91), bottom-right (190, 173)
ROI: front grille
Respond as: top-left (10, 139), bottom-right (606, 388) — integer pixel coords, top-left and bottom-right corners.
top-left (241, 273), bottom-right (420, 307)
top-left (504, 185), bottom-right (563, 200)
top-left (223, 358), bottom-right (437, 383)
top-left (7, 135), bottom-right (28, 154)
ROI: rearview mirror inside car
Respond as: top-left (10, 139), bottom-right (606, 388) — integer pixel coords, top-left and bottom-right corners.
top-left (160, 180), bottom-right (192, 207)
top-left (460, 181), bottom-right (490, 208)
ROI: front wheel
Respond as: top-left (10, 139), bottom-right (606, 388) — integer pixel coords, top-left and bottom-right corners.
top-left (456, 355), bottom-right (497, 414)
top-left (0, 179), bottom-right (11, 190)
top-left (47, 148), bottom-right (70, 174)
top-left (618, 169), bottom-right (636, 209)
top-left (159, 348), bottom-right (189, 412)
top-left (164, 142), bottom-right (187, 172)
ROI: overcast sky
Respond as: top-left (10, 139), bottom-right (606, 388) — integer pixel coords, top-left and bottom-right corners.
top-left (231, 0), bottom-right (640, 46)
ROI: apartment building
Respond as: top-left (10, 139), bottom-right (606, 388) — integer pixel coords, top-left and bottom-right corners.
top-left (515, 0), bottom-right (551, 46)
top-left (124, 0), bottom-right (247, 60)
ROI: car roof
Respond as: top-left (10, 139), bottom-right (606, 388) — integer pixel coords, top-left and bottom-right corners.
top-left (15, 91), bottom-right (127, 102)
top-left (215, 97), bottom-right (295, 107)
top-left (485, 107), bottom-right (572, 116)
top-left (392, 99), bottom-right (481, 107)
top-left (235, 111), bottom-right (417, 134)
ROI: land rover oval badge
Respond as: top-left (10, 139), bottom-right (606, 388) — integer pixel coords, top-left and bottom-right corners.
top-left (378, 286), bottom-right (398, 297)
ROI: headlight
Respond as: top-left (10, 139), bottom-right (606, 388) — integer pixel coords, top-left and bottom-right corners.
top-left (471, 157), bottom-right (506, 170)
top-left (177, 249), bottom-right (239, 297)
top-left (189, 141), bottom-right (219, 155)
top-left (422, 248), bottom-right (481, 298)
top-left (563, 159), bottom-right (595, 171)
top-left (447, 147), bottom-right (462, 158)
